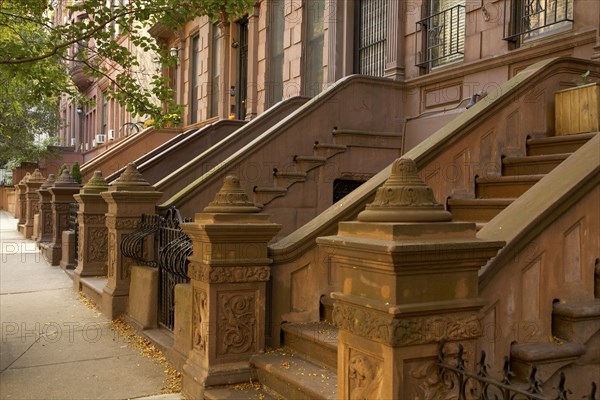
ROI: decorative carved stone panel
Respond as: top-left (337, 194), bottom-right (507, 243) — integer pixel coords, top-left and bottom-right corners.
top-left (217, 291), bottom-right (257, 356)
top-left (348, 348), bottom-right (383, 400)
top-left (333, 302), bottom-right (482, 346)
top-left (192, 288), bottom-right (208, 353)
top-left (87, 227), bottom-right (108, 262)
top-left (107, 231), bottom-right (116, 277)
top-left (188, 263), bottom-right (270, 283)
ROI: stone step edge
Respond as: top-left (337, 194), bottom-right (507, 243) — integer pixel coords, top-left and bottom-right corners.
top-left (281, 322), bottom-right (338, 352)
top-left (526, 132), bottom-right (598, 146)
top-left (250, 351), bottom-right (337, 400)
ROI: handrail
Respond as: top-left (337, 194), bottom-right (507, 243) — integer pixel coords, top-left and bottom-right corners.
top-left (155, 95), bottom-right (313, 208)
top-left (478, 133), bottom-right (599, 287)
top-left (80, 124), bottom-right (183, 178)
top-left (158, 76), bottom-right (402, 210)
top-left (269, 57), bottom-right (600, 263)
top-left (105, 119), bottom-right (244, 183)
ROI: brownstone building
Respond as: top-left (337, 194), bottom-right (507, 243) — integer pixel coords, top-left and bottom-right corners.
top-left (36, 0), bottom-right (599, 398)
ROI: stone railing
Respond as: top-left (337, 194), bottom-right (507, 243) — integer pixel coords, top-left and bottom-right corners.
top-left (266, 57), bottom-right (600, 346)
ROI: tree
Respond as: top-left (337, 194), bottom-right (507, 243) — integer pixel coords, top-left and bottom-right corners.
top-left (0, 0), bottom-right (254, 123)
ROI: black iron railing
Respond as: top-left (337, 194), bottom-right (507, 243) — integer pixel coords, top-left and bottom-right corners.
top-left (119, 208), bottom-right (192, 331)
top-left (504, 0), bottom-right (573, 44)
top-left (157, 207), bottom-right (192, 331)
top-left (416, 4), bottom-right (465, 69)
top-left (438, 341), bottom-right (597, 400)
top-left (68, 202), bottom-right (79, 261)
top-left (120, 214), bottom-right (161, 267)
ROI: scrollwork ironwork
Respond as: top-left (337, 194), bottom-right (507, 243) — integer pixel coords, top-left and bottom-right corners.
top-left (436, 341), bottom-right (597, 400)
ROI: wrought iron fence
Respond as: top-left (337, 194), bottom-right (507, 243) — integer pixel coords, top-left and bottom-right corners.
top-left (68, 202), bottom-right (79, 262)
top-left (416, 4), bottom-right (465, 69)
top-left (157, 207), bottom-right (192, 330)
top-left (120, 214), bottom-right (161, 267)
top-left (438, 341), bottom-right (597, 400)
top-left (119, 208), bottom-right (192, 331)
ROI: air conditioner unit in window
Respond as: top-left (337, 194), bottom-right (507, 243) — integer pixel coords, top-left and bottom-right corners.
top-left (95, 134), bottom-right (106, 144)
top-left (108, 129), bottom-right (115, 140)
top-left (70, 138), bottom-right (75, 146)
top-left (85, 143), bottom-right (89, 151)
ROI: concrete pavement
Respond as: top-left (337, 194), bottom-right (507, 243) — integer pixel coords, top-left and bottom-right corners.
top-left (0, 210), bottom-right (182, 400)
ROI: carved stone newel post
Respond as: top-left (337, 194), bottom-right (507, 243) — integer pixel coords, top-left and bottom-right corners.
top-left (180, 176), bottom-right (280, 399)
top-left (16, 173), bottom-right (30, 231)
top-left (100, 163), bottom-right (162, 319)
top-left (23, 169), bottom-right (45, 238)
top-left (317, 158), bottom-right (505, 399)
top-left (43, 170), bottom-right (81, 265)
top-left (73, 171), bottom-right (109, 291)
top-left (37, 174), bottom-right (56, 245)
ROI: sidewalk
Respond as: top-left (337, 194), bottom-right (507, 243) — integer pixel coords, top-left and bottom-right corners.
top-left (0, 211), bottom-right (182, 400)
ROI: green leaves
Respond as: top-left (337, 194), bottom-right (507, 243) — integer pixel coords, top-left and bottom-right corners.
top-left (1, 0), bottom-right (253, 144)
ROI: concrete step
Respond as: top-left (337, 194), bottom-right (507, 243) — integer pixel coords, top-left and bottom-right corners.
top-left (293, 155), bottom-right (326, 173)
top-left (446, 198), bottom-right (515, 222)
top-left (502, 153), bottom-right (570, 176)
top-left (510, 341), bottom-right (585, 384)
top-left (526, 132), bottom-right (597, 156)
top-left (332, 128), bottom-right (402, 149)
top-left (250, 350), bottom-right (337, 400)
top-left (313, 143), bottom-right (347, 159)
top-left (273, 170), bottom-right (307, 188)
top-left (552, 299), bottom-right (600, 344)
top-left (475, 175), bottom-right (543, 198)
top-left (204, 384), bottom-right (281, 400)
top-left (253, 186), bottom-right (287, 207)
top-left (281, 322), bottom-right (338, 370)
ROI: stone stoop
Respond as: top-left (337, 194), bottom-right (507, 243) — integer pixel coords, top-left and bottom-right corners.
top-left (280, 322), bottom-right (338, 370)
top-left (204, 296), bottom-right (339, 400)
top-left (448, 132), bottom-right (597, 224)
top-left (510, 341), bottom-right (586, 384)
top-left (253, 128), bottom-right (402, 208)
top-left (501, 153), bottom-right (571, 176)
top-left (510, 280), bottom-right (600, 384)
top-left (254, 131), bottom-right (347, 207)
top-left (526, 132), bottom-right (598, 156)
top-left (509, 299), bottom-right (600, 386)
top-left (249, 350), bottom-right (338, 400)
top-left (552, 300), bottom-right (600, 347)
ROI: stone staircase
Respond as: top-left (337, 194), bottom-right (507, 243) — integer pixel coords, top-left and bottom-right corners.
top-left (204, 297), bottom-right (339, 400)
top-left (200, 132), bottom-right (598, 399)
top-left (253, 128), bottom-right (401, 208)
top-left (510, 298), bottom-right (600, 387)
top-left (447, 132), bottom-right (598, 224)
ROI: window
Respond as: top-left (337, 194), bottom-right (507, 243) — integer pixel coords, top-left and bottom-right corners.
top-left (504, 0), bottom-right (573, 44)
top-left (268, 0), bottom-right (285, 106)
top-left (237, 18), bottom-right (249, 120)
top-left (305, 0), bottom-right (325, 96)
top-left (355, 0), bottom-right (387, 76)
top-left (210, 24), bottom-right (221, 118)
top-left (189, 34), bottom-right (200, 124)
top-left (101, 92), bottom-right (108, 136)
top-left (416, 0), bottom-right (465, 69)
